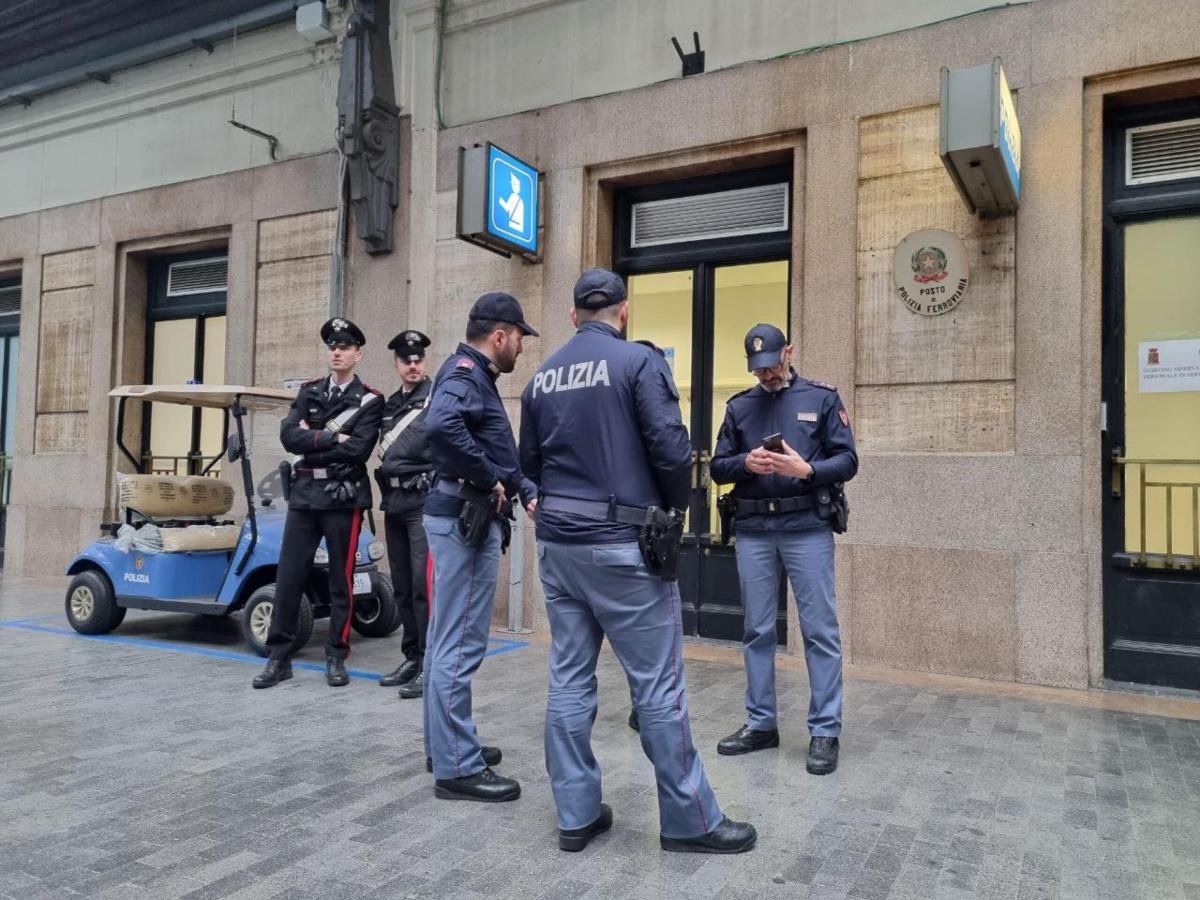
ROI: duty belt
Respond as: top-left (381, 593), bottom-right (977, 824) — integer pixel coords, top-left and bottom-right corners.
top-left (435, 478), bottom-right (501, 501)
top-left (386, 475), bottom-right (431, 490)
top-left (539, 494), bottom-right (648, 526)
top-left (734, 495), bottom-right (815, 516)
top-left (435, 479), bottom-right (465, 497)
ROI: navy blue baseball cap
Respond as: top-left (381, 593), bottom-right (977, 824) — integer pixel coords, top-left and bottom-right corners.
top-left (469, 291), bottom-right (539, 337)
top-left (573, 268), bottom-right (627, 309)
top-left (745, 323), bottom-right (787, 371)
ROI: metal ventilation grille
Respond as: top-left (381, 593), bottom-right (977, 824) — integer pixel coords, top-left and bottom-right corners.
top-left (1127, 118), bottom-right (1200, 186)
top-left (0, 283), bottom-right (19, 317)
top-left (166, 257), bottom-right (228, 296)
top-left (631, 183), bottom-right (790, 248)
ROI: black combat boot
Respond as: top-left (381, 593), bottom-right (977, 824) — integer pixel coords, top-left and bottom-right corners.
top-left (325, 657), bottom-right (350, 687)
top-left (252, 659), bottom-right (292, 689)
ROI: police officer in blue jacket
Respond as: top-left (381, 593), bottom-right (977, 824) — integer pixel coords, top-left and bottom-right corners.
top-left (520, 269), bottom-right (756, 854)
top-left (709, 324), bottom-right (858, 775)
top-left (422, 292), bottom-right (538, 803)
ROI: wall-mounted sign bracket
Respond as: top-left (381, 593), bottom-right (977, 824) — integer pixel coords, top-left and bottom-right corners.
top-left (228, 119), bottom-right (279, 160)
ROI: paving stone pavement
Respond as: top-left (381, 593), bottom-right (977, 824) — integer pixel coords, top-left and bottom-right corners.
top-left (3, 575), bottom-right (1200, 900)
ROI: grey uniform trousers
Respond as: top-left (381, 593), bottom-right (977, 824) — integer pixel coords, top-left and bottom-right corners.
top-left (422, 514), bottom-right (501, 780)
top-left (735, 526), bottom-right (842, 736)
top-left (538, 540), bottom-right (723, 839)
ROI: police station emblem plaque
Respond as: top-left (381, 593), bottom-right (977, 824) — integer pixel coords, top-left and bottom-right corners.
top-left (893, 229), bottom-right (970, 316)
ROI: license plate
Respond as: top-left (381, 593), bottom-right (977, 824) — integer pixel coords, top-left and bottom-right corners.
top-left (352, 572), bottom-right (373, 595)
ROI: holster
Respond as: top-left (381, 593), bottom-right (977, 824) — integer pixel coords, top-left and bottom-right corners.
top-left (814, 483), bottom-right (850, 534)
top-left (278, 461), bottom-right (293, 502)
top-left (458, 494), bottom-right (496, 549)
top-left (638, 506), bottom-right (684, 581)
top-left (717, 492), bottom-right (736, 545)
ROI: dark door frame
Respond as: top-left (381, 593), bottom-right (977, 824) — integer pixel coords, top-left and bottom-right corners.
top-left (613, 166), bottom-right (793, 640)
top-left (143, 252), bottom-right (228, 474)
top-left (1101, 97), bottom-right (1200, 688)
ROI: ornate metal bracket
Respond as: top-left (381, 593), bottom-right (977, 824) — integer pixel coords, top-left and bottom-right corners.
top-left (336, 0), bottom-right (401, 255)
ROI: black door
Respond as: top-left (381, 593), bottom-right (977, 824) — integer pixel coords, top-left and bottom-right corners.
top-left (614, 167), bottom-right (792, 641)
top-left (144, 253), bottom-right (228, 475)
top-left (1102, 101), bottom-right (1200, 689)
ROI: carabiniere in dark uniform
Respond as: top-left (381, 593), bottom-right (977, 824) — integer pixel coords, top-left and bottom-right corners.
top-left (253, 317), bottom-right (383, 690)
top-left (375, 329), bottom-right (435, 697)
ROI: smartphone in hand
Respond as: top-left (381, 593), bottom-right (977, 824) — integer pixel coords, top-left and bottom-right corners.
top-left (762, 432), bottom-right (784, 453)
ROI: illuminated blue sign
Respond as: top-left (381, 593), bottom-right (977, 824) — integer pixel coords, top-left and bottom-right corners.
top-left (487, 145), bottom-right (539, 254)
top-left (456, 142), bottom-right (541, 259)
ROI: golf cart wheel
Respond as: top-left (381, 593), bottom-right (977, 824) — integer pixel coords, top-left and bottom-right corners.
top-left (64, 570), bottom-right (126, 635)
top-left (241, 585), bottom-right (313, 657)
top-left (351, 572), bottom-right (399, 638)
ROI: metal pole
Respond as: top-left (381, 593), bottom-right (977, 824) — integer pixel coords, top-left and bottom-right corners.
top-left (505, 506), bottom-right (531, 634)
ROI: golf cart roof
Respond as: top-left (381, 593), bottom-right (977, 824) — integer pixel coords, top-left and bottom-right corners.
top-left (110, 384), bottom-right (296, 410)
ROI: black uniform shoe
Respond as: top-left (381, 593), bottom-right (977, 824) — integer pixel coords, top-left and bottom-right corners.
top-left (252, 659), bottom-right (292, 689)
top-left (806, 736), bottom-right (839, 775)
top-left (378, 659), bottom-right (420, 687)
top-left (628, 709), bottom-right (639, 732)
top-left (717, 725), bottom-right (780, 756)
top-left (660, 816), bottom-right (757, 854)
top-left (397, 671), bottom-right (424, 699)
top-left (426, 745), bottom-right (501, 773)
top-left (559, 803), bottom-right (612, 852)
top-left (434, 768), bottom-right (520, 802)
top-left (325, 657), bottom-right (350, 687)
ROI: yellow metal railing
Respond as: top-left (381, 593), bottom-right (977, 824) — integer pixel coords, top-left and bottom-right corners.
top-left (1113, 455), bottom-right (1200, 569)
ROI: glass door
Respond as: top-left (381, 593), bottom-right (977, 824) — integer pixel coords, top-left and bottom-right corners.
top-left (626, 260), bottom-right (789, 639)
top-left (1105, 213), bottom-right (1200, 688)
top-left (144, 253), bottom-right (228, 476)
top-left (0, 277), bottom-right (20, 564)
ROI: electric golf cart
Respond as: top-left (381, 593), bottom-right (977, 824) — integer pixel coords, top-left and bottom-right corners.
top-left (64, 384), bottom-right (398, 654)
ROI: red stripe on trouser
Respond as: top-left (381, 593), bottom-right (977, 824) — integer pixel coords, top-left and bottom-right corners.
top-left (341, 507), bottom-right (363, 645)
top-left (425, 552), bottom-right (434, 620)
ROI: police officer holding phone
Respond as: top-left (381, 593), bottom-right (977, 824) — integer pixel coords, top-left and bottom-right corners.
top-left (520, 269), bottom-right (756, 854)
top-left (709, 324), bottom-right (857, 775)
top-left (254, 318), bottom-right (383, 690)
top-left (422, 292), bottom-right (538, 802)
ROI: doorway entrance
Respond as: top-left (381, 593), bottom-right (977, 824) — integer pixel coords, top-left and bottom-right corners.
top-left (144, 253), bottom-right (228, 476)
top-left (615, 166), bottom-right (792, 640)
top-left (0, 276), bottom-right (18, 565)
top-left (1103, 101), bottom-right (1200, 690)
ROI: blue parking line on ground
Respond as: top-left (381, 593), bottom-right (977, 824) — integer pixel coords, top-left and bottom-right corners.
top-left (0, 614), bottom-right (63, 626)
top-left (0, 619), bottom-right (530, 679)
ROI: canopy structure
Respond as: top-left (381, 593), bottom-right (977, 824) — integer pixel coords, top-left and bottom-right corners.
top-left (110, 384), bottom-right (296, 411)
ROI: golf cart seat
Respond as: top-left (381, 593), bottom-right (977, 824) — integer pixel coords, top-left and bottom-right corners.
top-left (118, 474), bottom-right (236, 518)
top-left (159, 523), bottom-right (242, 552)
top-left (117, 474), bottom-right (242, 552)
